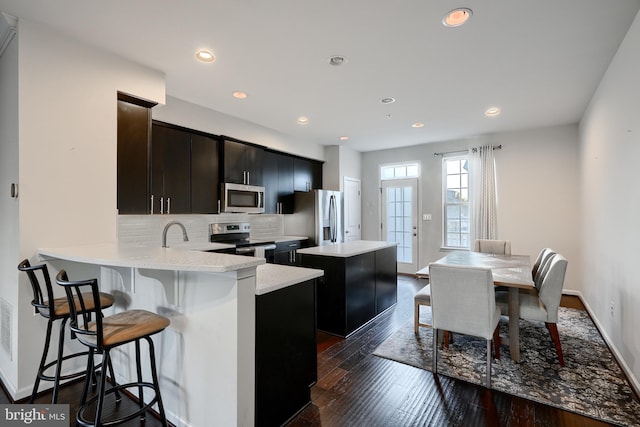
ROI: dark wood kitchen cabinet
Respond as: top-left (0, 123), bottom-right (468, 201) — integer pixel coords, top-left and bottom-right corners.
top-left (273, 239), bottom-right (307, 266)
top-left (256, 279), bottom-right (316, 426)
top-left (116, 93), bottom-right (156, 214)
top-left (190, 133), bottom-right (219, 214)
top-left (263, 150), bottom-right (294, 214)
top-left (293, 157), bottom-right (323, 192)
top-left (151, 122), bottom-right (191, 214)
top-left (222, 138), bottom-right (264, 186)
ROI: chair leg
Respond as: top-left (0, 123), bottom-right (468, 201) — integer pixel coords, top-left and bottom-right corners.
top-left (432, 328), bottom-right (438, 374)
top-left (94, 349), bottom-right (111, 426)
top-left (146, 336), bottom-right (168, 427)
top-left (30, 319), bottom-right (54, 403)
top-left (485, 339), bottom-right (492, 388)
top-left (79, 348), bottom-right (95, 408)
top-left (414, 301), bottom-right (419, 334)
top-left (493, 327), bottom-right (501, 360)
top-left (546, 322), bottom-right (565, 367)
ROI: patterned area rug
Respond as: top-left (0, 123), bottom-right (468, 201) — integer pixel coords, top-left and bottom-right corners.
top-left (373, 307), bottom-right (640, 426)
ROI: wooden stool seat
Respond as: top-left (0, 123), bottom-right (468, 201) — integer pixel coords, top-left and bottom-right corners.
top-left (40, 293), bottom-right (115, 318)
top-left (80, 309), bottom-right (170, 348)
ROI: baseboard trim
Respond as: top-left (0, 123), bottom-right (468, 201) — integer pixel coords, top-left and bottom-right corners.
top-left (569, 290), bottom-right (640, 399)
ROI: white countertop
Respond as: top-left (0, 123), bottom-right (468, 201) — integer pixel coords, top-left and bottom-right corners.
top-left (272, 235), bottom-right (308, 243)
top-left (38, 242), bottom-right (265, 273)
top-left (255, 263), bottom-right (323, 295)
top-left (297, 240), bottom-right (398, 257)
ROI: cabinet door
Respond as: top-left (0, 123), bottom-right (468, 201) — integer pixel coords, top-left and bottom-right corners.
top-left (191, 134), bottom-right (219, 213)
top-left (293, 158), bottom-right (323, 191)
top-left (345, 253), bottom-right (376, 335)
top-left (277, 155), bottom-right (294, 213)
top-left (262, 151), bottom-right (279, 213)
top-left (244, 144), bottom-right (264, 186)
top-left (375, 246), bottom-right (398, 314)
top-left (223, 139), bottom-right (247, 184)
top-left (117, 98), bottom-right (151, 214)
top-left (151, 123), bottom-right (191, 214)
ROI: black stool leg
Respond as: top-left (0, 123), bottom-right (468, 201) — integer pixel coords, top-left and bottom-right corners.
top-left (107, 355), bottom-right (122, 402)
top-left (135, 340), bottom-right (144, 420)
top-left (79, 348), bottom-right (95, 409)
top-left (30, 318), bottom-right (54, 403)
top-left (51, 317), bottom-right (69, 403)
top-left (146, 336), bottom-right (168, 427)
top-left (94, 349), bottom-right (111, 426)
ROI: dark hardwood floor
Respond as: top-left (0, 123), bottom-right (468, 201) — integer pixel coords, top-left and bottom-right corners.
top-left (287, 275), bottom-right (615, 427)
top-left (0, 276), bottom-right (616, 426)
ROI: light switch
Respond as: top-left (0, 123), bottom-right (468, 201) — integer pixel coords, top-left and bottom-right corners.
top-left (423, 213), bottom-right (432, 221)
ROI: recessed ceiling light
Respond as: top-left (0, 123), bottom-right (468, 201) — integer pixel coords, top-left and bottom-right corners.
top-left (297, 116), bottom-right (309, 125)
top-left (381, 97), bottom-right (396, 104)
top-left (339, 136), bottom-right (349, 141)
top-left (412, 122), bottom-right (425, 128)
top-left (328, 55), bottom-right (347, 66)
top-left (232, 91), bottom-right (247, 99)
top-left (485, 107), bottom-right (502, 117)
top-left (195, 49), bottom-right (215, 63)
top-left (443, 8), bottom-right (473, 27)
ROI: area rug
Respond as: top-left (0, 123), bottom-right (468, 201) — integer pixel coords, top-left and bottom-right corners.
top-left (373, 307), bottom-right (640, 426)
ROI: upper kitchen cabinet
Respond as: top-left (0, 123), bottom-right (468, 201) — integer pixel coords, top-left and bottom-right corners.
top-left (117, 93), bottom-right (156, 214)
top-left (191, 133), bottom-right (220, 214)
top-left (293, 157), bottom-right (323, 192)
top-left (151, 122), bottom-right (191, 214)
top-left (222, 138), bottom-right (264, 186)
top-left (263, 150), bottom-right (294, 214)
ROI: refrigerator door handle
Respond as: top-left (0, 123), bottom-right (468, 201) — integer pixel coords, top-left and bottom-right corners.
top-left (329, 194), bottom-right (336, 242)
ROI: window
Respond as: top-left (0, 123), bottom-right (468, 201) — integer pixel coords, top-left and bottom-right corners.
top-left (381, 163), bottom-right (419, 180)
top-left (443, 156), bottom-right (470, 249)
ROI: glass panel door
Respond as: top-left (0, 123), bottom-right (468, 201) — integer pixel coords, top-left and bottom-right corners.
top-left (381, 178), bottom-right (418, 274)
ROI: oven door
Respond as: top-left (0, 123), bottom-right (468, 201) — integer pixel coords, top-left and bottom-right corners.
top-left (222, 183), bottom-right (265, 213)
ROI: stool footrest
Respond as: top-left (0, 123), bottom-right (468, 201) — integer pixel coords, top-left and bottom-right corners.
top-left (37, 350), bottom-right (102, 382)
top-left (77, 382), bottom-right (159, 427)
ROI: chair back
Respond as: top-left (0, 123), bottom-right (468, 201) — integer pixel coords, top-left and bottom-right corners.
top-left (473, 239), bottom-right (512, 255)
top-left (55, 270), bottom-right (104, 351)
top-left (17, 259), bottom-right (56, 318)
top-left (429, 264), bottom-right (496, 340)
top-left (533, 250), bottom-right (556, 291)
top-left (537, 254), bottom-right (568, 323)
top-left (532, 248), bottom-right (555, 279)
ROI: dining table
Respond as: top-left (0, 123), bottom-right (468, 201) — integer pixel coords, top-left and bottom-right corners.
top-left (416, 250), bottom-right (534, 363)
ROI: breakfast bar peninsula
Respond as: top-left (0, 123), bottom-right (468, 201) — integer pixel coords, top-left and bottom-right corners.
top-left (37, 242), bottom-right (323, 427)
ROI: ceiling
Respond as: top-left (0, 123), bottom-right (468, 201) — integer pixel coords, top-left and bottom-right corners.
top-left (1, 1), bottom-right (639, 152)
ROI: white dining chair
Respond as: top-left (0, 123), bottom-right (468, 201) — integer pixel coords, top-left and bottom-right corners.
top-left (414, 284), bottom-right (432, 333)
top-left (473, 239), bottom-right (512, 255)
top-left (497, 253), bottom-right (568, 366)
top-left (430, 264), bottom-right (501, 388)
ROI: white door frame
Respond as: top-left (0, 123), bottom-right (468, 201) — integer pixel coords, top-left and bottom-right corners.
top-left (343, 176), bottom-right (361, 242)
top-left (380, 178), bottom-right (419, 274)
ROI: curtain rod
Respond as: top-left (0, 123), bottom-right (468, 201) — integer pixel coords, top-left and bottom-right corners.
top-left (433, 144), bottom-right (502, 157)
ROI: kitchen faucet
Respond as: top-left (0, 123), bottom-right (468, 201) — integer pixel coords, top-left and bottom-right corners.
top-left (162, 221), bottom-right (189, 248)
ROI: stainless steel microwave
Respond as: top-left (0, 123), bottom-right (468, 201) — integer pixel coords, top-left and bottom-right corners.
top-left (221, 183), bottom-right (265, 213)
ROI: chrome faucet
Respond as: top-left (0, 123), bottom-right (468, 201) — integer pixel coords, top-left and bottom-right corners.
top-left (162, 221), bottom-right (189, 248)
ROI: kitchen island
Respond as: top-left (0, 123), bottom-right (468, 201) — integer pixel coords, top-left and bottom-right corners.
top-left (297, 240), bottom-right (398, 337)
top-left (37, 243), bottom-right (322, 427)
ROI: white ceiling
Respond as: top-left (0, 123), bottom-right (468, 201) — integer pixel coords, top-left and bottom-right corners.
top-left (1, 1), bottom-right (639, 152)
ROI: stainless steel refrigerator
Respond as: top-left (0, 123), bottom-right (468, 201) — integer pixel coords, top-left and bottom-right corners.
top-left (284, 190), bottom-right (343, 246)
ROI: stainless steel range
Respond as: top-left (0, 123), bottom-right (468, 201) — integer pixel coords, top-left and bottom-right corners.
top-left (209, 222), bottom-right (276, 261)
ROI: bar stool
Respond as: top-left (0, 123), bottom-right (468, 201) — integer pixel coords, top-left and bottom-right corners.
top-left (56, 269), bottom-right (170, 427)
top-left (18, 259), bottom-right (117, 403)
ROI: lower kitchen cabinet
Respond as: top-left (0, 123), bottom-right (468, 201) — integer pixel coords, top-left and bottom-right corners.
top-left (299, 246), bottom-right (397, 337)
top-left (255, 279), bottom-right (317, 427)
top-left (273, 239), bottom-right (307, 266)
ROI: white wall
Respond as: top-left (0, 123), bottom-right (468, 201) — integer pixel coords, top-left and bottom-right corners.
top-left (323, 144), bottom-right (362, 191)
top-left (10, 18), bottom-right (165, 397)
top-left (153, 96), bottom-right (325, 161)
top-left (0, 23), bottom-right (18, 389)
top-left (361, 124), bottom-right (581, 291)
top-left (579, 10), bottom-right (640, 392)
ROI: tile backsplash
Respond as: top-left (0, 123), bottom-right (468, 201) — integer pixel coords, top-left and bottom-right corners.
top-left (117, 214), bottom-right (285, 246)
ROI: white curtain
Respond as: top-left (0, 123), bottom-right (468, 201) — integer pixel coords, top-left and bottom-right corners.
top-left (471, 145), bottom-right (498, 241)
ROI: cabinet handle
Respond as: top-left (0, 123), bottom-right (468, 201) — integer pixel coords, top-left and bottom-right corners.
top-left (217, 199), bottom-right (221, 214)
top-left (160, 197), bottom-right (164, 214)
top-left (167, 197), bottom-right (171, 215)
top-left (150, 195), bottom-right (154, 215)
top-left (247, 171), bottom-right (250, 185)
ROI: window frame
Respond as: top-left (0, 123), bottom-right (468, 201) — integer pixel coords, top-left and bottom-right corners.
top-left (442, 155), bottom-right (470, 250)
